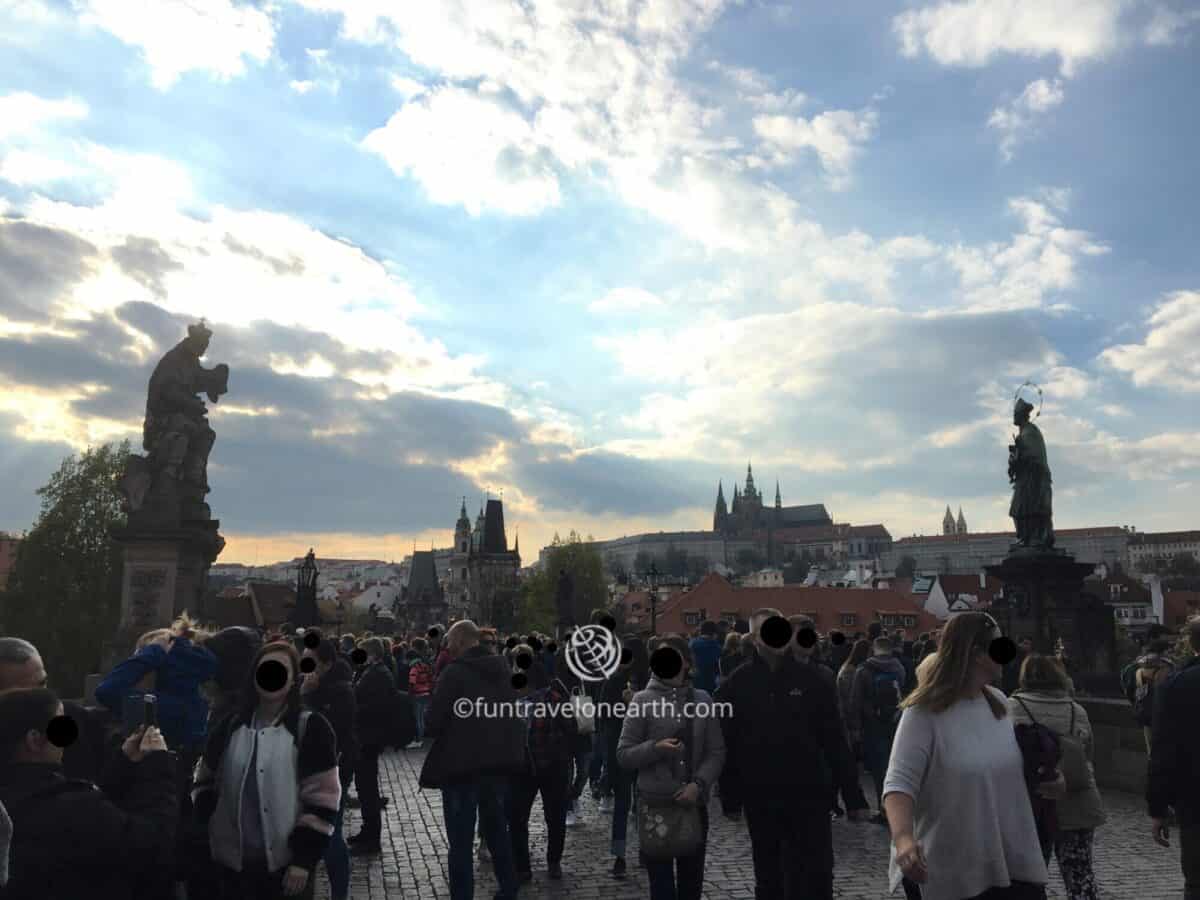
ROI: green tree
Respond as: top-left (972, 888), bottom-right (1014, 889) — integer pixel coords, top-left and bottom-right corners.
top-left (515, 531), bottom-right (607, 633)
top-left (1, 443), bottom-right (129, 697)
top-left (734, 547), bottom-right (765, 575)
top-left (895, 555), bottom-right (918, 579)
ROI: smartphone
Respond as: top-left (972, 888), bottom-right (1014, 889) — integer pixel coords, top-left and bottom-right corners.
top-left (143, 694), bottom-right (157, 729)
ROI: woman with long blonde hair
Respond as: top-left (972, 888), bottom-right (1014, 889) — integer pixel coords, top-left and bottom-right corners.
top-left (882, 612), bottom-right (1059, 900)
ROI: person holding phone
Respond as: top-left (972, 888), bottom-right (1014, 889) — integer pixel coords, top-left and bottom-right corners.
top-left (0, 688), bottom-right (179, 899)
top-left (617, 635), bottom-right (725, 900)
top-left (193, 642), bottom-right (340, 900)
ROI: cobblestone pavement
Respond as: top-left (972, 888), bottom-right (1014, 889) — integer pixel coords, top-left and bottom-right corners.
top-left (318, 745), bottom-right (1184, 899)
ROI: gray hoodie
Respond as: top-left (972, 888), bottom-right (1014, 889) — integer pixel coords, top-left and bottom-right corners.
top-left (616, 677), bottom-right (726, 804)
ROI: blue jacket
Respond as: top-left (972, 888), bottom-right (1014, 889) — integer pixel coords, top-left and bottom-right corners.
top-left (689, 636), bottom-right (722, 693)
top-left (96, 637), bottom-right (217, 750)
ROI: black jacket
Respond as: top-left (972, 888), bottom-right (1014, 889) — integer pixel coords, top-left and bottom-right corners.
top-left (715, 654), bottom-right (867, 813)
top-left (1148, 655), bottom-right (1200, 824)
top-left (353, 659), bottom-right (395, 752)
top-left (0, 754), bottom-right (177, 900)
top-left (306, 658), bottom-right (358, 785)
top-left (419, 646), bottom-right (527, 789)
top-left (61, 701), bottom-right (118, 784)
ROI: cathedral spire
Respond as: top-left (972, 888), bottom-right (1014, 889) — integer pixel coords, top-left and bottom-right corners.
top-left (745, 461), bottom-right (756, 496)
top-left (714, 480), bottom-right (729, 532)
top-left (943, 505), bottom-right (955, 536)
top-left (775, 480), bottom-right (781, 509)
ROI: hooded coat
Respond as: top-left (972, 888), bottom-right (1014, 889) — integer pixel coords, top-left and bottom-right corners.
top-left (419, 645), bottom-right (528, 789)
top-left (616, 677), bottom-right (725, 803)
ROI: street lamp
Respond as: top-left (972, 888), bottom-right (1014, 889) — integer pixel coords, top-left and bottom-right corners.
top-left (644, 560), bottom-right (661, 635)
top-left (295, 549), bottom-right (319, 628)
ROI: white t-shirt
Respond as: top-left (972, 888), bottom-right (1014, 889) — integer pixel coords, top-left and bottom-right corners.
top-left (882, 686), bottom-right (1048, 900)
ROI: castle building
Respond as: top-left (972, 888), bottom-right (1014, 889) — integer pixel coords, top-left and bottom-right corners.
top-left (713, 464), bottom-right (837, 563)
top-left (447, 498), bottom-right (521, 627)
top-left (943, 506), bottom-right (969, 536)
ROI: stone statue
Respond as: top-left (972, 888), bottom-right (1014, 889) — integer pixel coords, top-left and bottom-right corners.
top-left (120, 320), bottom-right (229, 525)
top-left (1008, 396), bottom-right (1054, 549)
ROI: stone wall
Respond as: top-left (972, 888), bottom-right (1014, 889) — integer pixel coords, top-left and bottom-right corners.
top-left (1078, 696), bottom-right (1148, 795)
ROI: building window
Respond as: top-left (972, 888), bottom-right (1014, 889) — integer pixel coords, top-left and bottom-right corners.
top-left (840, 613), bottom-right (857, 626)
top-left (632, 603), bottom-right (641, 612)
top-left (684, 612), bottom-right (701, 627)
top-left (461, 568), bottom-right (467, 580)
top-left (903, 615), bottom-right (916, 627)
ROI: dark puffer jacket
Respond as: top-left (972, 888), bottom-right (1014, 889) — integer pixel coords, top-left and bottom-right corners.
top-left (0, 754), bottom-right (177, 900)
top-left (353, 659), bottom-right (395, 752)
top-left (716, 654), bottom-right (866, 813)
top-left (305, 658), bottom-right (358, 787)
top-left (1148, 655), bottom-right (1200, 825)
top-left (419, 646), bottom-right (527, 788)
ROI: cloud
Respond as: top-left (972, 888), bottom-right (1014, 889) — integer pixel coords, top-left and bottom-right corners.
top-left (1143, 4), bottom-right (1200, 45)
top-left (587, 287), bottom-right (665, 314)
top-left (893, 0), bottom-right (1128, 77)
top-left (289, 80), bottom-right (316, 94)
top-left (1100, 290), bottom-right (1200, 392)
top-left (751, 106), bottom-right (879, 188)
top-left (362, 86), bottom-right (562, 217)
top-left (0, 92), bottom-right (87, 140)
top-left (72, 0), bottom-right (277, 89)
top-left (0, 218), bottom-right (99, 322)
top-left (987, 78), bottom-right (1066, 161)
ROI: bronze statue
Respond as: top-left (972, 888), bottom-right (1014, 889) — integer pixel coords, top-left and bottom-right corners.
top-left (120, 321), bottom-right (229, 524)
top-left (1008, 396), bottom-right (1054, 549)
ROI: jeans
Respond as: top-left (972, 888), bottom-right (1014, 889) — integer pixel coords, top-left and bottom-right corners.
top-left (509, 762), bottom-right (570, 872)
top-left (323, 792), bottom-right (350, 899)
top-left (1182, 823), bottom-right (1200, 900)
top-left (354, 748), bottom-right (382, 841)
top-left (645, 804), bottom-right (709, 900)
top-left (743, 802), bottom-right (834, 900)
top-left (220, 861), bottom-right (315, 900)
top-left (863, 720), bottom-right (897, 809)
top-left (413, 695), bottom-right (429, 741)
top-left (961, 882), bottom-right (1047, 900)
top-left (589, 731), bottom-right (607, 792)
top-left (609, 734), bottom-right (634, 856)
top-left (568, 742), bottom-right (591, 808)
top-left (442, 776), bottom-right (518, 900)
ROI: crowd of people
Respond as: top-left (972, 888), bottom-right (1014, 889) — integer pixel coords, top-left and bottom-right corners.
top-left (0, 607), bottom-right (1197, 900)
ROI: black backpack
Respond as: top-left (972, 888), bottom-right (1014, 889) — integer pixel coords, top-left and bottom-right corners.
top-left (868, 664), bottom-right (903, 726)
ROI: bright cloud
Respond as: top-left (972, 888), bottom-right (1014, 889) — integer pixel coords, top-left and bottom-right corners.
top-left (988, 78), bottom-right (1066, 160)
top-left (588, 288), bottom-right (665, 314)
top-left (893, 0), bottom-right (1129, 76)
top-left (0, 92), bottom-right (87, 139)
top-left (73, 0), bottom-right (276, 89)
top-left (752, 106), bottom-right (879, 187)
top-left (1100, 290), bottom-right (1200, 392)
top-left (362, 86), bottom-right (561, 217)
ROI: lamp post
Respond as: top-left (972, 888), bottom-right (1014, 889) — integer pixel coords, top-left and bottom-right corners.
top-left (335, 597), bottom-right (345, 636)
top-left (645, 560), bottom-right (661, 635)
top-left (295, 549), bottom-right (319, 628)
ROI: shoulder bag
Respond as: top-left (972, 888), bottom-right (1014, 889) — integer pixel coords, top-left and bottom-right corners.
top-left (638, 688), bottom-right (703, 861)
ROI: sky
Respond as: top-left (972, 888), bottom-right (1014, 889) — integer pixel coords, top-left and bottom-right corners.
top-left (1, 0), bottom-right (1198, 566)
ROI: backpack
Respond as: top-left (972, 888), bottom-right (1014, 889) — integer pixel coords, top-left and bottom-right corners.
top-left (868, 663), bottom-right (903, 726)
top-left (1132, 657), bottom-right (1175, 727)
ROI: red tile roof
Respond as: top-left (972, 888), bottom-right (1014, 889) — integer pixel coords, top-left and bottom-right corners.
top-left (1164, 590), bottom-right (1200, 628)
top-left (649, 573), bottom-right (940, 637)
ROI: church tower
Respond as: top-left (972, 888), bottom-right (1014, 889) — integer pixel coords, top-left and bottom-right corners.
top-left (775, 481), bottom-right (782, 510)
top-left (713, 481), bottom-right (728, 533)
top-left (449, 498), bottom-right (472, 619)
top-left (957, 507), bottom-right (968, 535)
top-left (943, 505), bottom-right (956, 536)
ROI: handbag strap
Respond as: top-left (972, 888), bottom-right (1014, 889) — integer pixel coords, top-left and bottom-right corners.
top-left (1069, 703), bottom-right (1075, 735)
top-left (1015, 696), bottom-right (1039, 725)
top-left (683, 687), bottom-right (696, 784)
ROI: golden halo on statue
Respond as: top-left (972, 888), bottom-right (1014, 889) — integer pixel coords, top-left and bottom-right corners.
top-left (1013, 380), bottom-right (1044, 419)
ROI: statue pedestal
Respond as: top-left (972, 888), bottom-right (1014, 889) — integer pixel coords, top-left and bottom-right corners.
top-left (106, 521), bottom-right (223, 667)
top-left (987, 548), bottom-right (1119, 694)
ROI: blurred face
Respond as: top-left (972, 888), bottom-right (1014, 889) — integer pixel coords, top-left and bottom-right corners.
top-left (973, 621), bottom-right (1004, 684)
top-left (0, 652), bottom-right (47, 692)
top-left (256, 650), bottom-right (295, 702)
top-left (303, 649), bottom-right (331, 678)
